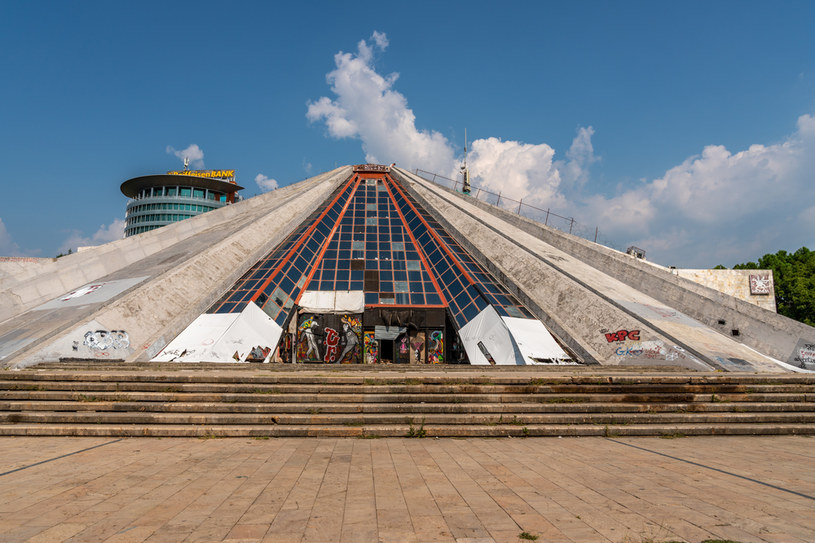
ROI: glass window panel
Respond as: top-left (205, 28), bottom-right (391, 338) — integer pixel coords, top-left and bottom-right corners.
top-left (394, 281), bottom-right (409, 293)
top-left (366, 217), bottom-right (377, 226)
top-left (426, 293), bottom-right (442, 305)
top-left (410, 293), bottom-right (425, 304)
top-left (406, 260), bottom-right (421, 271)
top-left (365, 292), bottom-right (379, 304)
top-left (350, 280), bottom-right (363, 290)
top-left (395, 293), bottom-right (410, 304)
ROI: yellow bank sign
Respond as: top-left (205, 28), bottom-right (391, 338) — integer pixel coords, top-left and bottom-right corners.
top-left (167, 169), bottom-right (236, 180)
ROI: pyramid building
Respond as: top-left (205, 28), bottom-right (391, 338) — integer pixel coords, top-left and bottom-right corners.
top-left (1, 165), bottom-right (814, 372)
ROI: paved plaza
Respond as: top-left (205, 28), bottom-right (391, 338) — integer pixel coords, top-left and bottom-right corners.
top-left (0, 436), bottom-right (813, 542)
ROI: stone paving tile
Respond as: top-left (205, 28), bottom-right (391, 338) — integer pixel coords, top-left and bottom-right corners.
top-left (0, 436), bottom-right (813, 542)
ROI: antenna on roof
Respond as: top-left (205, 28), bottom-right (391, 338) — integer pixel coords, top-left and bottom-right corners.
top-left (183, 157), bottom-right (190, 171)
top-left (460, 128), bottom-right (471, 194)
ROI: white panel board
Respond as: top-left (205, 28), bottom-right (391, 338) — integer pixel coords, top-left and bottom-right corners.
top-left (299, 290), bottom-right (364, 314)
top-left (152, 313), bottom-right (238, 362)
top-left (458, 305), bottom-right (523, 365)
top-left (213, 301), bottom-right (283, 362)
top-left (152, 302), bottom-right (282, 363)
top-left (502, 317), bottom-right (573, 364)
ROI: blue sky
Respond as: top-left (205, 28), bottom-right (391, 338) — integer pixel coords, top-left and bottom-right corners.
top-left (1, 1), bottom-right (814, 267)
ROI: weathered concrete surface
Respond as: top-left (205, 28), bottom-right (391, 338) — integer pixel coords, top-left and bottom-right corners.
top-left (396, 168), bottom-right (798, 372)
top-left (0, 435), bottom-right (813, 542)
top-left (0, 167), bottom-right (347, 324)
top-left (676, 268), bottom-right (777, 312)
top-left (1, 167), bottom-right (352, 368)
top-left (402, 170), bottom-right (815, 369)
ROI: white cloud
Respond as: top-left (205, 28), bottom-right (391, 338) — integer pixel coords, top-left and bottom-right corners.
top-left (255, 174), bottom-right (279, 192)
top-left (0, 218), bottom-right (22, 256)
top-left (59, 218), bottom-right (125, 254)
top-left (166, 144), bottom-right (205, 169)
top-left (306, 31), bottom-right (455, 174)
top-left (580, 113), bottom-right (815, 265)
top-left (308, 32), bottom-right (814, 268)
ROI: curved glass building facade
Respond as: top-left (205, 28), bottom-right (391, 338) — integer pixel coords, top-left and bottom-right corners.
top-left (121, 171), bottom-right (244, 237)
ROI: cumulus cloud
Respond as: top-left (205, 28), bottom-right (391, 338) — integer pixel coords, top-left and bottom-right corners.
top-left (59, 218), bottom-right (125, 254)
top-left (255, 174), bottom-right (279, 192)
top-left (306, 31), bottom-right (597, 209)
top-left (581, 114), bottom-right (815, 265)
top-left (308, 32), bottom-right (814, 267)
top-left (0, 218), bottom-right (22, 256)
top-left (307, 31), bottom-right (455, 173)
top-left (166, 144), bottom-right (205, 169)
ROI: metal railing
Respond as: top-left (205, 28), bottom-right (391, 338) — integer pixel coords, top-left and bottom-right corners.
top-left (413, 169), bottom-right (622, 250)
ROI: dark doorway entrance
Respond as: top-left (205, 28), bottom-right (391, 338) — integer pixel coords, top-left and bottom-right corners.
top-left (380, 340), bottom-right (394, 364)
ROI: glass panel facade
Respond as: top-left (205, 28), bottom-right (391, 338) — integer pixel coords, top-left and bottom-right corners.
top-left (208, 170), bottom-right (535, 332)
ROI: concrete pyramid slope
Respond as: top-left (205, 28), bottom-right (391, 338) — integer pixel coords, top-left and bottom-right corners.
top-left (391, 169), bottom-right (815, 372)
top-left (1, 164), bottom-right (813, 372)
top-left (0, 167), bottom-right (351, 366)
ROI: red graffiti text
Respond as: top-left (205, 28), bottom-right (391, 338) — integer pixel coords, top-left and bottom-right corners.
top-left (605, 329), bottom-right (640, 343)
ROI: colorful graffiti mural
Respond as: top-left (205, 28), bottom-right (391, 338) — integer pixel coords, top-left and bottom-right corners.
top-left (364, 331), bottom-right (379, 364)
top-left (338, 315), bottom-right (361, 364)
top-left (427, 330), bottom-right (443, 364)
top-left (410, 331), bottom-right (426, 364)
top-left (297, 314), bottom-right (363, 363)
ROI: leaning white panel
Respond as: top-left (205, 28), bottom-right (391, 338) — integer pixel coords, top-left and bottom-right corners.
top-left (458, 305), bottom-right (524, 365)
top-left (152, 303), bottom-right (282, 363)
top-left (152, 313), bottom-right (239, 362)
top-left (212, 301), bottom-right (283, 362)
top-left (502, 317), bottom-right (572, 364)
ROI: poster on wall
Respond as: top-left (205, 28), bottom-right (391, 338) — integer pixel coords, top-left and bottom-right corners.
top-left (296, 313), bottom-right (362, 363)
top-left (364, 331), bottom-right (379, 364)
top-left (427, 330), bottom-right (443, 364)
top-left (409, 331), bottom-right (426, 364)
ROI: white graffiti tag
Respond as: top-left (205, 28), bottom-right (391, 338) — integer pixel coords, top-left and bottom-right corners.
top-left (83, 330), bottom-right (130, 351)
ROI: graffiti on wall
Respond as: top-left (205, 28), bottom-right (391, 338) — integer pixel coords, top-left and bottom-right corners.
top-left (604, 329), bottom-right (640, 343)
top-left (71, 329), bottom-right (131, 359)
top-left (410, 331), bottom-right (426, 364)
top-left (296, 313), bottom-right (363, 363)
top-left (788, 340), bottom-right (815, 370)
top-left (77, 330), bottom-right (130, 351)
top-left (749, 274), bottom-right (772, 295)
top-left (427, 330), bottom-right (444, 364)
top-left (338, 316), bottom-right (361, 364)
top-left (364, 331), bottom-right (378, 364)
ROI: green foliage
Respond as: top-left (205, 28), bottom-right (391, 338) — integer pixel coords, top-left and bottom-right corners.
top-left (731, 247), bottom-right (815, 326)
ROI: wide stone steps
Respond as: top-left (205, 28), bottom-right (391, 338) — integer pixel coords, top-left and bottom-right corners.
top-left (1, 366), bottom-right (814, 437)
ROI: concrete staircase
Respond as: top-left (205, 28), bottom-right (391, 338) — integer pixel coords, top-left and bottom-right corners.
top-left (1, 363), bottom-right (814, 437)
